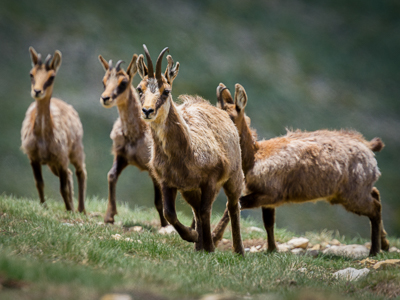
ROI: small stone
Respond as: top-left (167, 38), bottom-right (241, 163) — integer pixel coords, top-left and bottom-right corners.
top-left (291, 248), bottom-right (305, 255)
top-left (310, 244), bottom-right (321, 251)
top-left (221, 238), bottom-right (229, 244)
top-left (199, 293), bottom-right (237, 300)
top-left (244, 248), bottom-right (250, 252)
top-left (115, 221), bottom-right (123, 226)
top-left (250, 246), bottom-right (259, 253)
top-left (100, 294), bottom-right (132, 300)
top-left (158, 225), bottom-right (176, 235)
top-left (333, 267), bottom-right (370, 281)
top-left (277, 244), bottom-right (291, 252)
top-left (111, 234), bottom-right (122, 240)
top-left (298, 267), bottom-right (307, 273)
top-left (248, 226), bottom-right (264, 233)
top-left (330, 239), bottom-right (341, 246)
top-left (372, 259), bottom-right (400, 270)
top-left (389, 247), bottom-right (400, 253)
top-left (287, 237), bottom-right (309, 249)
top-left (364, 242), bottom-right (371, 249)
top-left (306, 249), bottom-right (319, 258)
top-left (323, 244), bottom-right (369, 258)
top-left (129, 226), bottom-right (143, 232)
top-left (255, 245), bottom-right (262, 250)
top-left (61, 222), bottom-right (74, 227)
top-left (124, 238), bottom-right (133, 242)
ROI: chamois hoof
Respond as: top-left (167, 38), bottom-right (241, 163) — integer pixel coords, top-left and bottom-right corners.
top-left (104, 216), bottom-right (115, 224)
top-left (368, 248), bottom-right (380, 257)
top-left (40, 202), bottom-right (48, 209)
top-left (78, 208), bottom-right (86, 215)
top-left (382, 239), bottom-right (390, 251)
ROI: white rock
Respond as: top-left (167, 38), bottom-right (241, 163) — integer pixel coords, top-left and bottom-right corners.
top-left (129, 226), bottom-right (143, 232)
top-left (62, 222), bottom-right (74, 227)
top-left (287, 237), bottom-right (309, 249)
top-left (333, 267), bottom-right (370, 281)
top-left (111, 234), bottom-right (122, 240)
top-left (158, 225), bottom-right (176, 235)
top-left (298, 267), bottom-right (307, 273)
top-left (100, 294), bottom-right (132, 300)
top-left (244, 248), bottom-right (250, 252)
top-left (323, 244), bottom-right (369, 258)
top-left (291, 248), bottom-right (305, 255)
top-left (389, 246), bottom-right (400, 253)
top-left (277, 244), bottom-right (291, 252)
top-left (248, 226), bottom-right (264, 233)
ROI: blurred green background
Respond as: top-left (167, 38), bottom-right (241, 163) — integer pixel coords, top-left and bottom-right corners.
top-left (1, 0), bottom-right (399, 238)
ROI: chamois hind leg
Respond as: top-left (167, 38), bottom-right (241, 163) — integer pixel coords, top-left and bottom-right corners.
top-left (262, 207), bottom-right (277, 252)
top-left (163, 186), bottom-right (198, 243)
top-left (30, 160), bottom-right (45, 206)
top-left (71, 153), bottom-right (86, 214)
top-left (341, 193), bottom-right (382, 256)
top-left (105, 155), bottom-right (128, 224)
top-left (59, 167), bottom-right (75, 211)
top-left (371, 187), bottom-right (389, 251)
top-left (240, 192), bottom-right (270, 209)
top-left (151, 176), bottom-right (168, 227)
top-left (212, 208), bottom-right (230, 246)
top-left (223, 176), bottom-right (244, 256)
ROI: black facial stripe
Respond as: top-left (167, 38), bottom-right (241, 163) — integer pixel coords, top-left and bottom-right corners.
top-left (117, 80), bottom-right (128, 94)
top-left (155, 95), bottom-right (167, 111)
top-left (43, 76), bottom-right (55, 91)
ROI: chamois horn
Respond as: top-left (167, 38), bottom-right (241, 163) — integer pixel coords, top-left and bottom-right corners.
top-left (115, 60), bottom-right (124, 72)
top-left (44, 54), bottom-right (52, 69)
top-left (143, 44), bottom-right (154, 78)
top-left (156, 47), bottom-right (169, 81)
top-left (108, 60), bottom-right (113, 70)
top-left (37, 54), bottom-right (42, 65)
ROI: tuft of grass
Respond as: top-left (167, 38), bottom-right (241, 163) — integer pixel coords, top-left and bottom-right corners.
top-left (0, 195), bottom-right (399, 300)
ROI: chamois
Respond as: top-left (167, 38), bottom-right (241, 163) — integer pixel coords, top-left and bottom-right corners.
top-left (137, 45), bottom-right (244, 255)
top-left (216, 83), bottom-right (389, 256)
top-left (98, 54), bottom-right (168, 226)
top-left (21, 47), bottom-right (86, 212)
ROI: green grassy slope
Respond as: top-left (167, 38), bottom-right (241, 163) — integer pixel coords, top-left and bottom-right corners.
top-left (0, 195), bottom-right (399, 300)
top-left (0, 0), bottom-right (399, 237)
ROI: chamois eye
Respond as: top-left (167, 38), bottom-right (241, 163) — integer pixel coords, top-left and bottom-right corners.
top-left (162, 89), bottom-right (170, 97)
top-left (29, 73), bottom-right (33, 78)
top-left (137, 87), bottom-right (143, 95)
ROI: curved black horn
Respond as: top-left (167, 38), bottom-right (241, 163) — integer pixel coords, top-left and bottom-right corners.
top-left (143, 44), bottom-right (154, 78)
top-left (108, 60), bottom-right (113, 70)
top-left (44, 54), bottom-right (52, 69)
top-left (156, 47), bottom-right (169, 81)
top-left (115, 60), bottom-right (124, 72)
top-left (37, 54), bottom-right (42, 65)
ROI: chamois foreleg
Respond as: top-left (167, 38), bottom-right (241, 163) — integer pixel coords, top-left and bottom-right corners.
top-left (59, 167), bottom-right (75, 211)
top-left (262, 207), bottom-right (277, 252)
top-left (105, 155), bottom-right (128, 223)
top-left (163, 186), bottom-right (198, 243)
top-left (181, 190), bottom-right (203, 250)
top-left (30, 160), bottom-right (45, 205)
top-left (151, 176), bottom-right (168, 227)
top-left (212, 208), bottom-right (230, 246)
top-left (73, 161), bottom-right (86, 214)
top-left (199, 184), bottom-right (217, 252)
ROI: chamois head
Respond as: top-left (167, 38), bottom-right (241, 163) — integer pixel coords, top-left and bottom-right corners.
top-left (98, 54), bottom-right (138, 108)
top-left (29, 47), bottom-right (62, 100)
top-left (216, 83), bottom-right (248, 128)
top-left (136, 45), bottom-right (180, 122)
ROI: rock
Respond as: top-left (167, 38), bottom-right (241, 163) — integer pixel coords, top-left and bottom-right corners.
top-left (330, 239), bottom-right (341, 246)
top-left (389, 246), bottom-right (400, 253)
top-left (111, 234), bottom-right (122, 240)
top-left (199, 293), bottom-right (237, 300)
top-left (248, 226), bottom-right (264, 233)
top-left (158, 225), bottom-right (176, 235)
top-left (277, 243), bottom-right (291, 252)
top-left (320, 242), bottom-right (329, 249)
top-left (323, 244), bottom-right (369, 258)
top-left (298, 267), bottom-right (307, 273)
top-left (100, 294), bottom-right (132, 300)
top-left (61, 222), bottom-right (74, 227)
top-left (291, 248), bottom-right (305, 255)
top-left (221, 238), bottom-right (230, 244)
top-left (287, 237), bottom-right (309, 249)
top-left (364, 242), bottom-right (371, 249)
top-left (306, 249), bottom-right (319, 258)
top-left (310, 244), bottom-right (321, 251)
top-left (244, 248), bottom-right (250, 252)
top-left (129, 226), bottom-right (143, 232)
top-left (372, 259), bottom-right (400, 270)
top-left (255, 245), bottom-right (262, 250)
top-left (333, 267), bottom-right (370, 281)
top-left (358, 258), bottom-right (378, 268)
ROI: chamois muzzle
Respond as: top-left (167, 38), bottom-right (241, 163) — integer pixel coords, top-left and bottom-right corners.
top-left (142, 107), bottom-right (154, 119)
top-left (100, 95), bottom-right (112, 107)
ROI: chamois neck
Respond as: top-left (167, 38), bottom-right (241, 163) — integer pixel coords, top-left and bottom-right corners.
top-left (116, 87), bottom-right (146, 139)
top-left (34, 95), bottom-right (54, 138)
top-left (238, 118), bottom-right (258, 174)
top-left (150, 99), bottom-right (191, 158)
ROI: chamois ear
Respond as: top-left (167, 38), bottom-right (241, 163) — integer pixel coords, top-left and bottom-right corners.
top-left (216, 83), bottom-right (234, 109)
top-left (50, 50), bottom-right (62, 73)
top-left (137, 54), bottom-right (148, 79)
top-left (98, 55), bottom-right (109, 71)
top-left (164, 55), bottom-right (180, 86)
top-left (29, 46), bottom-right (39, 66)
top-left (234, 83), bottom-right (247, 110)
top-left (126, 54), bottom-right (138, 80)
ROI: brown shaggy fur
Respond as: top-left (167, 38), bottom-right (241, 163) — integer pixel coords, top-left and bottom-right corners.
top-left (137, 47), bottom-right (244, 255)
top-left (216, 83), bottom-right (389, 256)
top-left (21, 47), bottom-right (86, 212)
top-left (98, 54), bottom-right (168, 226)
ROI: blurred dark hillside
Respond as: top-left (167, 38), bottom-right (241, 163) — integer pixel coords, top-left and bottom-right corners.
top-left (1, 0), bottom-right (399, 237)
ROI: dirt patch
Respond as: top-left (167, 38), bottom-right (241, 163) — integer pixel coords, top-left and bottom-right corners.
top-left (217, 238), bottom-right (267, 251)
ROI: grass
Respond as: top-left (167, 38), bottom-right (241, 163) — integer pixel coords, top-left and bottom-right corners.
top-left (0, 195), bottom-right (399, 300)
